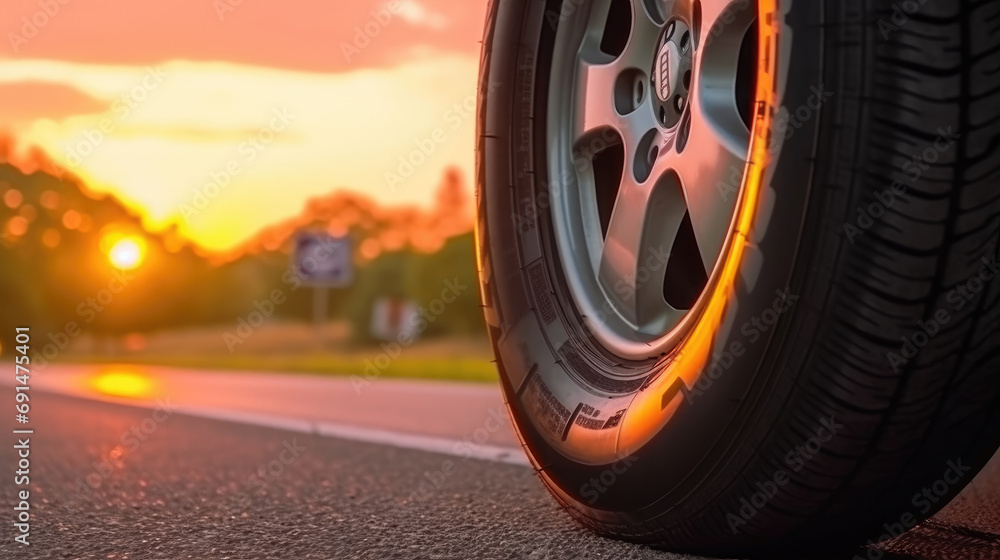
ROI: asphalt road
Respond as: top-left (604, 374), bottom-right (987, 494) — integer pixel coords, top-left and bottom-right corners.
top-left (1, 379), bottom-right (999, 559)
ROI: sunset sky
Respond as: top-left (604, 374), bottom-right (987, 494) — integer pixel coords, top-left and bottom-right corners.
top-left (0, 0), bottom-right (486, 252)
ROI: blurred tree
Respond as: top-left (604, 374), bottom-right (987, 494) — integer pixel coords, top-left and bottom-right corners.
top-left (406, 233), bottom-right (483, 339)
top-left (0, 161), bottom-right (485, 358)
top-left (346, 250), bottom-right (415, 342)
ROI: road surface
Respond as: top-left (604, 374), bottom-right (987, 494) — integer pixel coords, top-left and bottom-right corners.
top-left (0, 365), bottom-right (998, 559)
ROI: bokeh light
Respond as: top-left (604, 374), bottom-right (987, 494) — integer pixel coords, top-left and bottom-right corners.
top-left (4, 189), bottom-right (23, 209)
top-left (6, 216), bottom-right (28, 237)
top-left (42, 228), bottom-right (62, 248)
top-left (123, 333), bottom-right (148, 352)
top-left (62, 210), bottom-right (82, 230)
top-left (40, 191), bottom-right (61, 210)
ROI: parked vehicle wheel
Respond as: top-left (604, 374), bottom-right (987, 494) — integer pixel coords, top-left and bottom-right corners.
top-left (476, 0), bottom-right (1000, 552)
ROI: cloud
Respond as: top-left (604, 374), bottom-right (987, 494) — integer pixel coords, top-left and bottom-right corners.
top-left (0, 0), bottom-right (482, 73)
top-left (393, 0), bottom-right (449, 30)
top-left (0, 82), bottom-right (107, 125)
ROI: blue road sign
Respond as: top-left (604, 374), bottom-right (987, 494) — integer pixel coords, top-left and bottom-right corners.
top-left (293, 233), bottom-right (353, 288)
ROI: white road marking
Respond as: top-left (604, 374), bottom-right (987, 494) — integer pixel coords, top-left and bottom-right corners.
top-left (182, 404), bottom-right (531, 467)
top-left (16, 382), bottom-right (533, 467)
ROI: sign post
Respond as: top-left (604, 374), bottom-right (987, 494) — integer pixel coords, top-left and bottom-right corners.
top-left (292, 233), bottom-right (354, 346)
top-left (313, 286), bottom-right (329, 342)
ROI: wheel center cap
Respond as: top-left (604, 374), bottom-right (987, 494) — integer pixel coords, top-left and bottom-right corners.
top-left (654, 41), bottom-right (680, 103)
top-left (651, 20), bottom-right (692, 129)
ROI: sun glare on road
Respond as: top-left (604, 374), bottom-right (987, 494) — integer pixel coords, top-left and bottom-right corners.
top-left (91, 370), bottom-right (154, 399)
top-left (107, 236), bottom-right (146, 270)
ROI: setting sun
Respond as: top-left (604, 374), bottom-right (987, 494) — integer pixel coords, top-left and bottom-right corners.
top-left (107, 236), bottom-right (147, 270)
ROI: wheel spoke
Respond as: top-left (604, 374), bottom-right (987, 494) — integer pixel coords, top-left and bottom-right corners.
top-left (620, 0), bottom-right (664, 69)
top-left (671, 98), bottom-right (749, 270)
top-left (578, 60), bottom-right (624, 138)
top-left (576, 0), bottom-right (663, 141)
top-left (580, 0), bottom-right (664, 66)
top-left (598, 161), bottom-right (688, 329)
top-left (578, 59), bottom-right (661, 159)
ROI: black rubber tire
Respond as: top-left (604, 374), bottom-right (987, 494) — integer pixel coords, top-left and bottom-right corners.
top-left (476, 0), bottom-right (1000, 554)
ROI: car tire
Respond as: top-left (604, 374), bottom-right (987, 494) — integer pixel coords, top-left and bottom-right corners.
top-left (476, 0), bottom-right (1000, 553)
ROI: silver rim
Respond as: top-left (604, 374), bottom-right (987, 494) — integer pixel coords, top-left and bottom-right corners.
top-left (547, 0), bottom-right (758, 360)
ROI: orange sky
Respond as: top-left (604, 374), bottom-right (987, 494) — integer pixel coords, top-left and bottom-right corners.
top-left (0, 0), bottom-right (486, 252)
